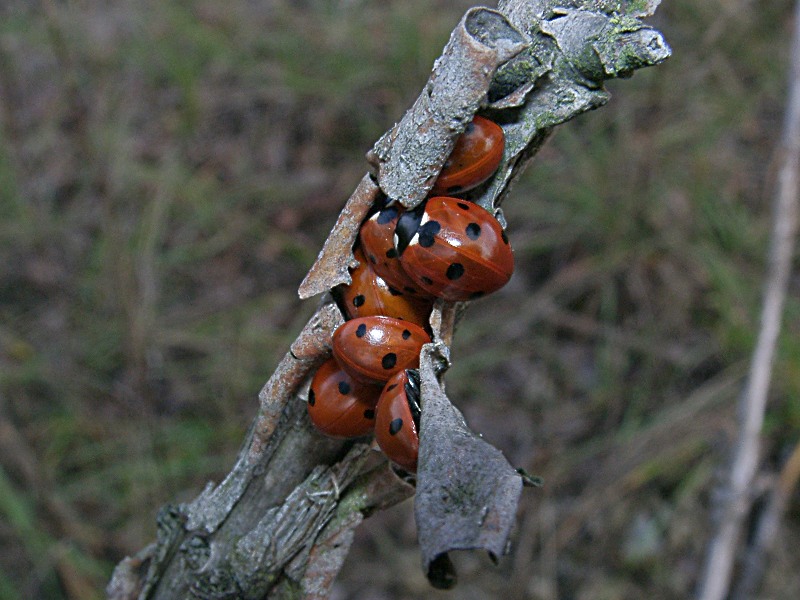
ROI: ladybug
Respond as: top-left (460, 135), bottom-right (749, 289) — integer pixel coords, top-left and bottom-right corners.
top-left (375, 369), bottom-right (421, 473)
top-left (339, 247), bottom-right (433, 328)
top-left (431, 115), bottom-right (505, 195)
top-left (307, 358), bottom-right (380, 438)
top-left (332, 316), bottom-right (431, 386)
top-left (359, 202), bottom-right (433, 299)
top-left (395, 196), bottom-right (514, 302)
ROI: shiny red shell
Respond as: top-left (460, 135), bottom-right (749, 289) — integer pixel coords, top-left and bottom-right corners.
top-left (307, 358), bottom-right (380, 438)
top-left (358, 205), bottom-right (433, 298)
top-left (375, 369), bottom-right (420, 473)
top-left (431, 115), bottom-right (505, 195)
top-left (340, 248), bottom-right (433, 328)
top-left (332, 316), bottom-right (431, 386)
top-left (397, 196), bottom-right (514, 302)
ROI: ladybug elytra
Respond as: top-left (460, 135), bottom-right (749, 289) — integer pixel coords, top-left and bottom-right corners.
top-left (339, 247), bottom-right (433, 328)
top-left (307, 358), bottom-right (380, 438)
top-left (395, 196), bottom-right (514, 302)
top-left (431, 115), bottom-right (504, 195)
top-left (359, 203), bottom-right (432, 298)
top-left (332, 316), bottom-right (430, 386)
top-left (375, 369), bottom-right (421, 473)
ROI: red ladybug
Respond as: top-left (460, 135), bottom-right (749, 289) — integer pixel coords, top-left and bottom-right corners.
top-left (307, 358), bottom-right (380, 438)
top-left (431, 115), bottom-right (505, 195)
top-left (332, 316), bottom-right (431, 386)
top-left (359, 203), bottom-right (433, 298)
top-left (339, 247), bottom-right (433, 328)
top-left (395, 196), bottom-right (514, 302)
top-left (375, 369), bottom-right (421, 473)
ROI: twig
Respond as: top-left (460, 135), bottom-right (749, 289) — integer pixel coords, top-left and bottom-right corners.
top-left (695, 2), bottom-right (800, 598)
top-left (108, 2), bottom-right (670, 597)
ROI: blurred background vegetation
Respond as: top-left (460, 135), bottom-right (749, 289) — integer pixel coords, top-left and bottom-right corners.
top-left (0, 0), bottom-right (798, 598)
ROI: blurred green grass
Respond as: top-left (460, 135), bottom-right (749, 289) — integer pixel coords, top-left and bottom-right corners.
top-left (1, 0), bottom-right (798, 598)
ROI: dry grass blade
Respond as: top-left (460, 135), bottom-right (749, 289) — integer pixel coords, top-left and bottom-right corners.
top-left (696, 1), bottom-right (800, 598)
top-left (731, 440), bottom-right (800, 600)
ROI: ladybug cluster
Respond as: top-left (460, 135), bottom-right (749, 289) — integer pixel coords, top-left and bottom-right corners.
top-left (307, 115), bottom-right (512, 473)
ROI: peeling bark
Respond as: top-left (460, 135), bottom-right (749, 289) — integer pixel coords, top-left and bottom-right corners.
top-left (298, 176), bottom-right (381, 299)
top-left (367, 7), bottom-right (528, 209)
top-left (415, 345), bottom-right (523, 588)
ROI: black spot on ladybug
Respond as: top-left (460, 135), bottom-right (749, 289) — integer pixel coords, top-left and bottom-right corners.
top-left (418, 220), bottom-right (441, 248)
top-left (501, 230), bottom-right (509, 244)
top-left (421, 276), bottom-right (434, 285)
top-left (389, 418), bottom-right (404, 435)
top-left (447, 185), bottom-right (463, 194)
top-left (364, 408), bottom-right (375, 419)
top-left (308, 389), bottom-right (316, 406)
top-left (356, 324), bottom-right (367, 338)
top-left (353, 295), bottom-right (365, 307)
top-left (386, 383), bottom-right (398, 392)
top-left (469, 291), bottom-right (485, 300)
top-left (446, 263), bottom-right (465, 280)
top-left (388, 286), bottom-right (403, 296)
top-left (386, 248), bottom-right (398, 259)
top-left (457, 202), bottom-right (471, 211)
top-left (382, 353), bottom-right (397, 370)
top-left (402, 329), bottom-right (411, 340)
top-left (338, 381), bottom-right (351, 395)
top-left (376, 206), bottom-right (398, 225)
top-left (465, 222), bottom-right (481, 240)
top-left (368, 253), bottom-right (378, 264)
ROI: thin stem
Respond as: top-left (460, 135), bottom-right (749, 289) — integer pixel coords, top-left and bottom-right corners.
top-left (696, 1), bottom-right (800, 598)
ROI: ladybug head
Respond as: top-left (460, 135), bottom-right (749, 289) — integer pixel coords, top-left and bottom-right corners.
top-left (393, 202), bottom-right (426, 255)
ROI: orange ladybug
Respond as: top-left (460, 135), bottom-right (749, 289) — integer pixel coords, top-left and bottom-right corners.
top-left (307, 358), bottom-right (380, 438)
top-left (395, 196), bottom-right (514, 302)
top-left (359, 202), bottom-right (433, 298)
top-left (431, 115), bottom-right (505, 195)
top-left (375, 369), bottom-right (421, 473)
top-left (339, 247), bottom-right (433, 328)
top-left (332, 316), bottom-right (430, 386)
